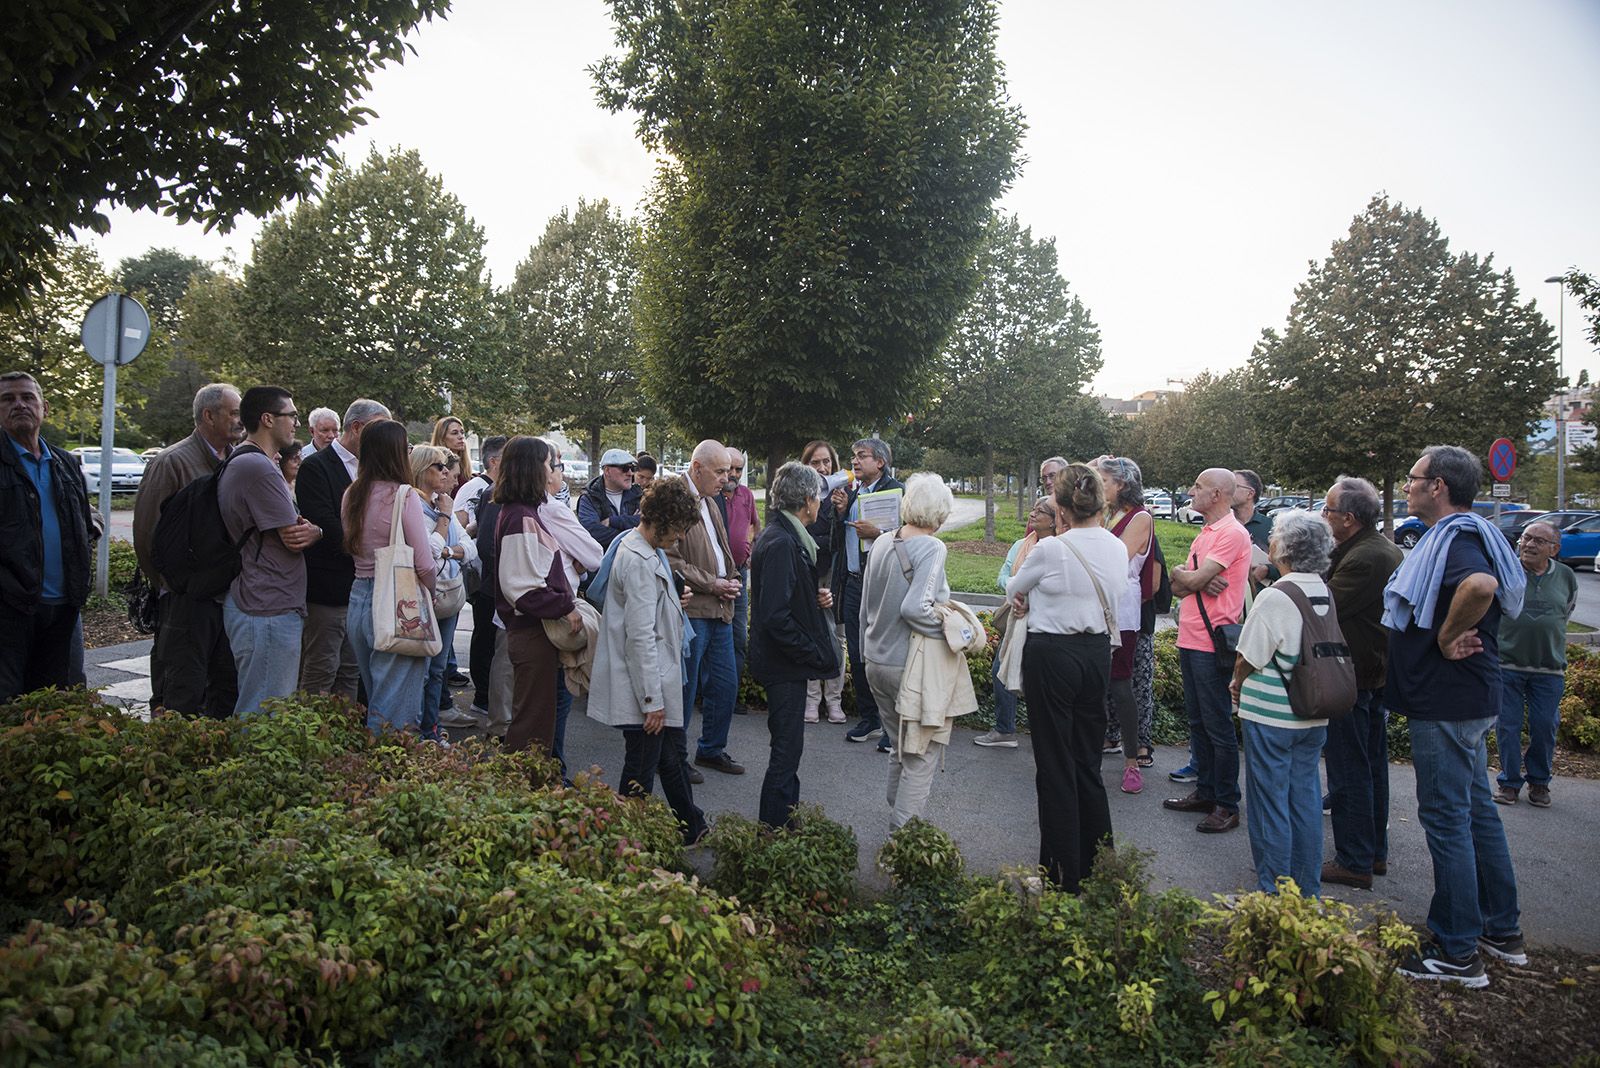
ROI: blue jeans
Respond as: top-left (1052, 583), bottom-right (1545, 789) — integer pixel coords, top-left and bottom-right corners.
top-left (1179, 648), bottom-right (1240, 812)
top-left (554, 666), bottom-right (571, 777)
top-left (992, 650), bottom-right (1018, 734)
top-left (681, 617), bottom-right (737, 760)
top-left (223, 593), bottom-right (303, 718)
top-left (346, 578), bottom-right (430, 734)
top-left (421, 611), bottom-right (461, 740)
top-left (1497, 669), bottom-right (1563, 789)
top-left (1243, 719), bottom-right (1327, 895)
top-left (1408, 716), bottom-right (1521, 957)
top-left (1324, 688), bottom-right (1390, 873)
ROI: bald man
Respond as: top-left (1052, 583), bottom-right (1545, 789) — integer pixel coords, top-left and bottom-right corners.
top-left (1162, 467), bottom-right (1251, 834)
top-left (666, 439), bottom-right (745, 777)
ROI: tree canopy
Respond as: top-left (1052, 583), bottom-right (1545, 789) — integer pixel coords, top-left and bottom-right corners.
top-left (182, 148), bottom-right (498, 425)
top-left (594, 0), bottom-right (1024, 474)
top-left (919, 213), bottom-right (1108, 538)
top-left (1249, 194), bottom-right (1557, 514)
top-left (1, 0), bottom-right (448, 306)
top-left (1117, 370), bottom-right (1263, 496)
top-left (115, 248), bottom-right (218, 446)
top-left (505, 200), bottom-right (646, 468)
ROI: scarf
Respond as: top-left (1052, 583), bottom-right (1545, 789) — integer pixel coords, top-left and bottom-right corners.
top-left (1381, 511), bottom-right (1525, 631)
top-left (1013, 531), bottom-right (1041, 573)
top-left (780, 509), bottom-right (819, 565)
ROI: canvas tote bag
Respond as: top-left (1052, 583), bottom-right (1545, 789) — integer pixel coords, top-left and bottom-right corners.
top-left (373, 485), bottom-right (443, 657)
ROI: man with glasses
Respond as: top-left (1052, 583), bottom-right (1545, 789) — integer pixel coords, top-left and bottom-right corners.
top-left (1039, 455), bottom-right (1068, 499)
top-left (578, 448), bottom-right (643, 550)
top-left (720, 448), bottom-right (762, 706)
top-left (1493, 520), bottom-right (1575, 809)
top-left (219, 386), bottom-right (322, 716)
top-left (1386, 445), bottom-right (1527, 988)
top-left (1318, 477), bottom-right (1403, 891)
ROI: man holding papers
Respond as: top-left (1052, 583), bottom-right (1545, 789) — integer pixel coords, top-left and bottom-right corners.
top-left (829, 437), bottom-right (904, 754)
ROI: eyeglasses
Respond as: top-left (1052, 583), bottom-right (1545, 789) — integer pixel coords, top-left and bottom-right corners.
top-left (1402, 471), bottom-right (1438, 487)
top-left (1519, 534), bottom-right (1557, 547)
top-left (269, 409), bottom-right (299, 424)
top-left (1320, 505), bottom-right (1348, 516)
top-left (551, 461), bottom-right (564, 470)
top-left (428, 462), bottom-right (452, 472)
top-left (608, 464), bottom-right (636, 472)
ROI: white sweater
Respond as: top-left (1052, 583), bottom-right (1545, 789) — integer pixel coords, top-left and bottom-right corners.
top-left (1005, 528), bottom-right (1129, 636)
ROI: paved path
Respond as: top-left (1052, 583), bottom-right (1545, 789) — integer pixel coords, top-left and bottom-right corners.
top-left (83, 612), bottom-right (1600, 954)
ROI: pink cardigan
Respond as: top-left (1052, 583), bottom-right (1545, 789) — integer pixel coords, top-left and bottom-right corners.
top-left (345, 482), bottom-right (436, 590)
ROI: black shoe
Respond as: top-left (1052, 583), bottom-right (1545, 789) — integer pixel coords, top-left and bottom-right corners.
top-left (445, 670), bottom-right (470, 686)
top-left (732, 704), bottom-right (748, 716)
top-left (846, 722), bottom-right (883, 743)
top-left (1396, 943), bottom-right (1489, 988)
top-left (877, 740), bottom-right (895, 755)
top-left (694, 752), bottom-right (745, 775)
top-left (686, 765), bottom-right (704, 785)
top-left (1478, 931), bottom-right (1528, 965)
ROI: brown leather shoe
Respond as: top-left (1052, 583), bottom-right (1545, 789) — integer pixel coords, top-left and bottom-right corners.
top-left (1321, 861), bottom-right (1373, 889)
top-left (1163, 791), bottom-right (1215, 813)
top-left (1196, 808), bottom-right (1239, 833)
top-left (1372, 860), bottom-right (1388, 876)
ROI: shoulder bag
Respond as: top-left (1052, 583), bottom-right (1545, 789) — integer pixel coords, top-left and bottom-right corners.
top-left (373, 486), bottom-right (443, 658)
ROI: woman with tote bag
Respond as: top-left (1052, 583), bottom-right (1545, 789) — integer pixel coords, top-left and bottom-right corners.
top-left (342, 420), bottom-right (438, 734)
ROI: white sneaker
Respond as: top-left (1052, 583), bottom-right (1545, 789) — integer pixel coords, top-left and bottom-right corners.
top-left (439, 706), bottom-right (484, 728)
top-left (803, 706), bottom-right (820, 724)
top-left (973, 730), bottom-right (1018, 748)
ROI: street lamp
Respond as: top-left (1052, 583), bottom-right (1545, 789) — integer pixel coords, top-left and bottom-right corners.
top-left (1546, 275), bottom-right (1567, 509)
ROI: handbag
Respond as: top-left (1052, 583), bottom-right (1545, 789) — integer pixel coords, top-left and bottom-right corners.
top-left (373, 486), bottom-right (443, 658)
top-left (1060, 535), bottom-right (1121, 648)
top-left (433, 562), bottom-right (466, 618)
top-left (1190, 551), bottom-right (1241, 670)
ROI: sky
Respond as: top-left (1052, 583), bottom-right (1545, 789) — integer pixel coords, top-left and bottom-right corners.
top-left (89, 0), bottom-right (1600, 399)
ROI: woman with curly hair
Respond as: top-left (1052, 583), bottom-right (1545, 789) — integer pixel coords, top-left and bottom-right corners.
top-left (586, 477), bottom-right (708, 845)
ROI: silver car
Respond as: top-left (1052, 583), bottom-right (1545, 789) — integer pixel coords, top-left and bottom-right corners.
top-left (70, 446), bottom-right (146, 494)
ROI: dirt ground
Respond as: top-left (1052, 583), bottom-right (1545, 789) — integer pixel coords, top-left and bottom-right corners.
top-left (1410, 942), bottom-right (1600, 1066)
top-left (81, 602), bottom-right (146, 650)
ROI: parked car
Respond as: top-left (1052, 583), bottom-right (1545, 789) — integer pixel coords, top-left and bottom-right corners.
top-left (1177, 502), bottom-right (1203, 524)
top-left (1145, 494), bottom-right (1175, 519)
top-left (69, 446), bottom-right (146, 494)
top-left (140, 446), bottom-right (164, 461)
top-left (1390, 500), bottom-right (1529, 549)
top-left (1557, 514), bottom-right (1600, 569)
top-left (1258, 495), bottom-right (1310, 516)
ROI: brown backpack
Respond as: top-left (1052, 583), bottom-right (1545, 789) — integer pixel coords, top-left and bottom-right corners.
top-left (1268, 583), bottom-right (1357, 720)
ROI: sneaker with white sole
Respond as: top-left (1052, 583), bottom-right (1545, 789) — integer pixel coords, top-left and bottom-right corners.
top-left (1478, 932), bottom-right (1528, 965)
top-left (1396, 943), bottom-right (1489, 988)
top-left (438, 706), bottom-right (484, 728)
top-left (1168, 763), bottom-right (1198, 783)
top-left (973, 730), bottom-right (1018, 748)
top-left (846, 722), bottom-right (883, 743)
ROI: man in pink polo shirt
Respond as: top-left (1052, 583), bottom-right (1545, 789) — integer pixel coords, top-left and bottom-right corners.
top-left (1162, 468), bottom-right (1253, 833)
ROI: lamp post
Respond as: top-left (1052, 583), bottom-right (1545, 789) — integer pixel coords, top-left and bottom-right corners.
top-left (1546, 275), bottom-right (1567, 510)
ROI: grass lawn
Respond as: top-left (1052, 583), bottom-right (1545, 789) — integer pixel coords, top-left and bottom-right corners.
top-left (940, 516), bottom-right (1200, 593)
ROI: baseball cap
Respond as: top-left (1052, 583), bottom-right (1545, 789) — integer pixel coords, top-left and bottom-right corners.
top-left (600, 448), bottom-right (637, 467)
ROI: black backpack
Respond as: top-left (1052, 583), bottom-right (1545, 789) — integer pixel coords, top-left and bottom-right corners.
top-left (1269, 583), bottom-right (1357, 721)
top-left (151, 444), bottom-right (260, 598)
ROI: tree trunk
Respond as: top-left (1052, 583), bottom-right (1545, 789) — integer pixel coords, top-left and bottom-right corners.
top-left (1016, 460), bottom-right (1028, 522)
top-left (983, 444), bottom-right (996, 543)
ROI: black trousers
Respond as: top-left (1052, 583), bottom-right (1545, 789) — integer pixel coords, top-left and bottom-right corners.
top-left (841, 572), bottom-right (878, 727)
top-left (1023, 631), bottom-right (1113, 893)
top-left (621, 725), bottom-right (706, 845)
top-left (0, 601), bottom-right (80, 702)
top-left (158, 594), bottom-right (237, 718)
top-left (759, 679), bottom-right (808, 828)
top-left (468, 592), bottom-right (496, 709)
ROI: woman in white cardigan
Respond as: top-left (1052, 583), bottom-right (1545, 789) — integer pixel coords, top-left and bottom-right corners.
top-left (586, 478), bottom-right (707, 845)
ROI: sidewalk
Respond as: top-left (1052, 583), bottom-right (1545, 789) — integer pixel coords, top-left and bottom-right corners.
top-left (84, 625), bottom-right (1600, 954)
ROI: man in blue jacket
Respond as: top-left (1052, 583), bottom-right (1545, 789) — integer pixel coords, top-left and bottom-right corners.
top-left (577, 448), bottom-right (643, 550)
top-left (829, 437), bottom-right (903, 755)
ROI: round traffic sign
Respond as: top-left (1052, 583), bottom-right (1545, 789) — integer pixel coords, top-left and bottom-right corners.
top-left (1488, 437), bottom-right (1516, 482)
top-left (80, 293), bottom-right (150, 366)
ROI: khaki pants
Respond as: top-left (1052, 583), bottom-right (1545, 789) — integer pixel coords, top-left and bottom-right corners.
top-left (805, 622), bottom-right (847, 715)
top-left (866, 661), bottom-right (943, 830)
top-left (487, 627), bottom-right (515, 736)
top-left (299, 601), bottom-right (359, 699)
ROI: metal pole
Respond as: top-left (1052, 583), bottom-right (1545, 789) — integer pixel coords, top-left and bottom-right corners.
top-left (95, 295), bottom-right (119, 597)
top-left (1557, 283), bottom-right (1566, 510)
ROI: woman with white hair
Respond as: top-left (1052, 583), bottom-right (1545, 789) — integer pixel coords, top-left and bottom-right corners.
top-left (749, 461), bottom-right (841, 827)
top-left (410, 444), bottom-right (476, 743)
top-left (860, 472), bottom-right (956, 827)
top-left (1091, 455), bottom-right (1155, 794)
top-left (1228, 508), bottom-right (1338, 896)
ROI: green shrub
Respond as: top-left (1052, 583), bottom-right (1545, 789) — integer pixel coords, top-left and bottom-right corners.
top-left (1202, 880), bottom-right (1424, 1066)
top-left (877, 818), bottom-right (964, 893)
top-left (707, 804), bottom-right (857, 939)
top-left (855, 985), bottom-right (1000, 1067)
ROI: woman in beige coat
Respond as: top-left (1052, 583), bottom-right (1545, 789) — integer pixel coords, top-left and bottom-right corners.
top-left (586, 478), bottom-right (707, 845)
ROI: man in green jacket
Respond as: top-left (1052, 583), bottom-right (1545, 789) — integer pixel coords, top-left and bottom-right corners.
top-left (1319, 476), bottom-right (1404, 890)
top-left (1494, 520), bottom-right (1577, 808)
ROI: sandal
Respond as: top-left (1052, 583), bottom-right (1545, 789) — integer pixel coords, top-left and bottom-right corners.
top-left (1136, 747), bottom-right (1154, 769)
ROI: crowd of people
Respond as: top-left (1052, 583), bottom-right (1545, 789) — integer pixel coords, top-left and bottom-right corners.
top-left (1, 367), bottom-right (1576, 989)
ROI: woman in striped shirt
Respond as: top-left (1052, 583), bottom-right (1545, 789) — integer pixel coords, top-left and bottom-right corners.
top-left (1227, 509), bottom-right (1337, 896)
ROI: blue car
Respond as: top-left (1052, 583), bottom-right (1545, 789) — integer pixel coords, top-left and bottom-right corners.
top-left (1557, 513), bottom-right (1600, 569)
top-left (1391, 501), bottom-right (1528, 550)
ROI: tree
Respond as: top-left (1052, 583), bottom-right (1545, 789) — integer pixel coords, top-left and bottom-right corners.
top-left (505, 200), bottom-right (646, 470)
top-left (919, 214), bottom-right (1106, 541)
top-left (1, 0), bottom-right (448, 305)
top-left (0, 242), bottom-right (171, 442)
top-left (594, 0), bottom-right (1024, 477)
top-left (116, 249), bottom-right (218, 445)
top-left (1249, 195), bottom-right (1557, 518)
top-left (184, 148), bottom-right (500, 425)
top-left (1118, 370), bottom-right (1263, 497)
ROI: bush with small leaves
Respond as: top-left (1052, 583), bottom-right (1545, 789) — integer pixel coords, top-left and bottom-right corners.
top-left (877, 818), bottom-right (965, 893)
top-left (706, 804), bottom-right (857, 939)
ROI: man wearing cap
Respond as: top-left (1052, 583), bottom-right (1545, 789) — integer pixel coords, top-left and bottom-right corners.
top-left (578, 448), bottom-right (644, 550)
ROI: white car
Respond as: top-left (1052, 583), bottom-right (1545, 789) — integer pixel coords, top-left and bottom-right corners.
top-left (70, 446), bottom-right (146, 494)
top-left (1145, 494), bottom-right (1175, 519)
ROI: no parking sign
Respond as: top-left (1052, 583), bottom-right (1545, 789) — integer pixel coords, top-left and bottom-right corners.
top-left (1489, 438), bottom-right (1516, 482)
